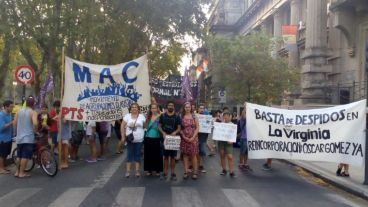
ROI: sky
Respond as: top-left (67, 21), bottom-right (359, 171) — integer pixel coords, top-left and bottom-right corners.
top-left (178, 3), bottom-right (211, 75)
top-left (178, 35), bottom-right (200, 75)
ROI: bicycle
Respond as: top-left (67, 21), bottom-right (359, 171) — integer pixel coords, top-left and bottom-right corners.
top-left (11, 133), bottom-right (58, 177)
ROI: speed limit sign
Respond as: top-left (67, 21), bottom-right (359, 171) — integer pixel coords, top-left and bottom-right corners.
top-left (15, 65), bottom-right (35, 84)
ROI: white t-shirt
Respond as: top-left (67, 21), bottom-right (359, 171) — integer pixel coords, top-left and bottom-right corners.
top-left (86, 121), bottom-right (96, 136)
top-left (123, 113), bottom-right (146, 143)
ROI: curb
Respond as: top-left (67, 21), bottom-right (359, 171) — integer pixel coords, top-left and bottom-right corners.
top-left (281, 160), bottom-right (368, 201)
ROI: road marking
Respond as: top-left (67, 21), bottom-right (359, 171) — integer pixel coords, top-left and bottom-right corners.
top-left (325, 193), bottom-right (364, 207)
top-left (222, 189), bottom-right (261, 207)
top-left (172, 187), bottom-right (204, 207)
top-left (91, 154), bottom-right (125, 188)
top-left (48, 187), bottom-right (94, 207)
top-left (113, 187), bottom-right (145, 207)
top-left (0, 188), bottom-right (41, 207)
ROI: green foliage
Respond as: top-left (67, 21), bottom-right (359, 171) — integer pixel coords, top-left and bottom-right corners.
top-left (0, 0), bottom-right (207, 96)
top-left (206, 33), bottom-right (299, 105)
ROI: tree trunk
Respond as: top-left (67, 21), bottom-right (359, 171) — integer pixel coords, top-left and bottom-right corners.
top-left (0, 35), bottom-right (12, 94)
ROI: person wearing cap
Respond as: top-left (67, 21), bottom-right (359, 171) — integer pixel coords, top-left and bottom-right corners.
top-left (13, 97), bottom-right (38, 178)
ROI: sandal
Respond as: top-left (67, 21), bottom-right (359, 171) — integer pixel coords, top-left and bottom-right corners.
top-left (192, 173), bottom-right (198, 180)
top-left (0, 170), bottom-right (10, 175)
top-left (183, 172), bottom-right (188, 180)
top-left (18, 174), bottom-right (31, 178)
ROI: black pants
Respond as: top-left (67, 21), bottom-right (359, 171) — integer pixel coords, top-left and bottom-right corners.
top-left (144, 138), bottom-right (163, 172)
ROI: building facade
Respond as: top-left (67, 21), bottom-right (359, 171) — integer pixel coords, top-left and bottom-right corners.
top-left (205, 0), bottom-right (368, 108)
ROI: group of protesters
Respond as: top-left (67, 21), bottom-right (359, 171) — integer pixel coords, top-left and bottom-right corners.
top-left (0, 95), bottom-right (289, 180)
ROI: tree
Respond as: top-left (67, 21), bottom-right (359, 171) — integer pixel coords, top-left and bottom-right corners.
top-left (0, 0), bottom-right (208, 96)
top-left (206, 33), bottom-right (299, 105)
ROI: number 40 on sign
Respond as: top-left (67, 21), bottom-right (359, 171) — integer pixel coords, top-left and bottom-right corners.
top-left (15, 65), bottom-right (35, 85)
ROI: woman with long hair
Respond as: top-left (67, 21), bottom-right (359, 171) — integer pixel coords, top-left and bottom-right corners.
top-left (180, 102), bottom-right (199, 180)
top-left (143, 104), bottom-right (162, 176)
top-left (121, 103), bottom-right (146, 178)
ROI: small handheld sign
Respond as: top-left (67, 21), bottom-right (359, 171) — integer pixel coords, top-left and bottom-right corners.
top-left (164, 135), bottom-right (181, 151)
top-left (15, 65), bottom-right (35, 84)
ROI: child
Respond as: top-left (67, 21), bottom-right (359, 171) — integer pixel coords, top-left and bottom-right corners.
top-left (37, 104), bottom-right (51, 146)
top-left (85, 121), bottom-right (97, 163)
top-left (70, 121), bottom-right (84, 162)
top-left (218, 111), bottom-right (236, 177)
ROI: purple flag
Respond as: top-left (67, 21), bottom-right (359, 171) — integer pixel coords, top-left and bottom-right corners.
top-left (181, 68), bottom-right (193, 101)
top-left (38, 71), bottom-right (54, 108)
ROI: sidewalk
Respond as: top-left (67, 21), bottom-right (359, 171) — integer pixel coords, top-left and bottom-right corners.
top-left (287, 160), bottom-right (368, 199)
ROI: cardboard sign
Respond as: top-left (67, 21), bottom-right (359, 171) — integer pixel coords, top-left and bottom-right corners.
top-left (164, 135), bottom-right (181, 151)
top-left (212, 122), bottom-right (237, 143)
top-left (196, 114), bottom-right (213, 133)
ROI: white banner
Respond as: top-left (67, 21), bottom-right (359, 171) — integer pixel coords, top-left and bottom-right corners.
top-left (246, 100), bottom-right (366, 166)
top-left (212, 122), bottom-right (237, 143)
top-left (61, 55), bottom-right (151, 121)
top-left (196, 114), bottom-right (213, 133)
top-left (164, 135), bottom-right (181, 151)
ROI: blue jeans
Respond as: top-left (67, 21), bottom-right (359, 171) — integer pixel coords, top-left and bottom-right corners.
top-left (199, 138), bottom-right (207, 157)
top-left (127, 142), bottom-right (143, 163)
top-left (239, 139), bottom-right (248, 155)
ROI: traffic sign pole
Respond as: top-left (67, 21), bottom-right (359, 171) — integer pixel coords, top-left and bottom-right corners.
top-left (22, 85), bottom-right (26, 100)
top-left (14, 65), bottom-right (35, 103)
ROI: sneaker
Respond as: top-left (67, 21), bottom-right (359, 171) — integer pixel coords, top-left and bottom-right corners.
top-left (170, 173), bottom-right (177, 181)
top-left (229, 172), bottom-right (237, 178)
top-left (262, 163), bottom-right (271, 171)
top-left (125, 172), bottom-right (130, 178)
top-left (208, 153), bottom-right (216, 157)
top-left (160, 173), bottom-right (168, 180)
top-left (160, 173), bottom-right (166, 180)
top-left (97, 157), bottom-right (106, 161)
top-left (85, 158), bottom-right (97, 163)
top-left (336, 167), bottom-right (342, 176)
top-left (220, 169), bottom-right (227, 176)
top-left (135, 172), bottom-right (141, 178)
top-left (199, 166), bottom-right (206, 173)
top-left (341, 172), bottom-right (350, 177)
top-left (243, 165), bottom-right (253, 172)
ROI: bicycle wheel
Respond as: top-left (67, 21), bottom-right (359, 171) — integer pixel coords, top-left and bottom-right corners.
top-left (40, 149), bottom-right (58, 177)
top-left (11, 147), bottom-right (35, 172)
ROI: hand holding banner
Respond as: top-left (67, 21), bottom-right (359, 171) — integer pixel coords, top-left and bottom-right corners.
top-left (61, 55), bottom-right (151, 121)
top-left (212, 122), bottom-right (237, 143)
top-left (246, 100), bottom-right (366, 166)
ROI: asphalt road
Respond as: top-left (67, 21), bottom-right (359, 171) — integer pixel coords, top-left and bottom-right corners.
top-left (0, 139), bottom-right (367, 207)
